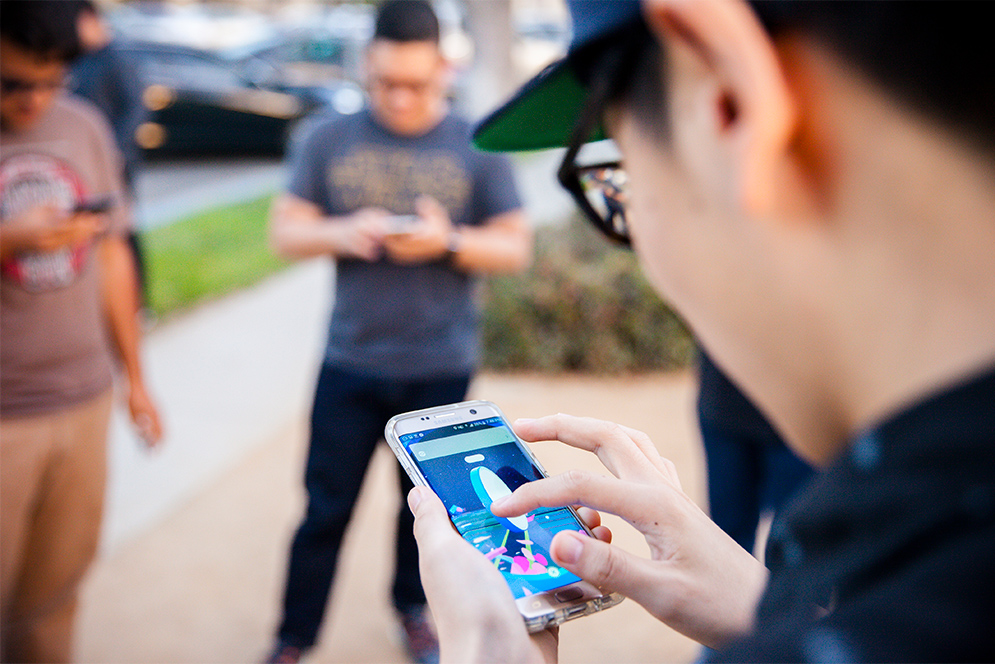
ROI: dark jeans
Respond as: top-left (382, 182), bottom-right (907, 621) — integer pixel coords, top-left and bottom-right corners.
top-left (278, 363), bottom-right (471, 649)
top-left (696, 351), bottom-right (814, 555)
top-left (701, 425), bottom-right (814, 554)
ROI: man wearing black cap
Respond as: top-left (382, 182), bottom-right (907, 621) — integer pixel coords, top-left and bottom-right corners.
top-left (265, 1), bottom-right (531, 663)
top-left (408, 0), bottom-right (995, 661)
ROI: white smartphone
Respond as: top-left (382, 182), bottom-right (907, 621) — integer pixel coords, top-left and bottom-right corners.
top-left (385, 214), bottom-right (420, 235)
top-left (384, 400), bottom-right (623, 633)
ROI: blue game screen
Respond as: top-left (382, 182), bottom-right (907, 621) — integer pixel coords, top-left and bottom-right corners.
top-left (399, 417), bottom-right (586, 599)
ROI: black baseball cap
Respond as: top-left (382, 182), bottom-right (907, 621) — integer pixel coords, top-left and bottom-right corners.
top-left (473, 0), bottom-right (642, 153)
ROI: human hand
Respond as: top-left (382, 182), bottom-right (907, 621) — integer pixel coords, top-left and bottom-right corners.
top-left (332, 208), bottom-right (390, 261)
top-left (382, 196), bottom-right (451, 265)
top-left (492, 415), bottom-right (769, 649)
top-left (128, 381), bottom-right (163, 449)
top-left (1, 204), bottom-right (106, 257)
top-left (408, 486), bottom-right (558, 664)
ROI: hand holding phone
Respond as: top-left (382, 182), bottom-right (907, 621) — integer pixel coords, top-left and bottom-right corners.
top-left (407, 485), bottom-right (561, 662)
top-left (2, 202), bottom-right (107, 256)
top-left (385, 400), bottom-right (623, 633)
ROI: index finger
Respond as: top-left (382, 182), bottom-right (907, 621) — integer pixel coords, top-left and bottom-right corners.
top-left (514, 414), bottom-right (677, 485)
top-left (492, 469), bottom-right (687, 536)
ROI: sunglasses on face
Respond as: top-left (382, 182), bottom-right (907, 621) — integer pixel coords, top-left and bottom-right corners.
top-left (0, 75), bottom-right (65, 95)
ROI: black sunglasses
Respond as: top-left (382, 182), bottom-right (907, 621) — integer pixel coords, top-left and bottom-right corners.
top-left (556, 23), bottom-right (650, 247)
top-left (0, 76), bottom-right (65, 95)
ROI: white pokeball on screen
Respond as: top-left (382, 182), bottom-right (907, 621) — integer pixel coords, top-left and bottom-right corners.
top-left (470, 466), bottom-right (528, 532)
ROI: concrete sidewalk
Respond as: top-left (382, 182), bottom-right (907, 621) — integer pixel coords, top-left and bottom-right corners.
top-left (75, 261), bottom-right (707, 663)
top-left (95, 259), bottom-right (333, 552)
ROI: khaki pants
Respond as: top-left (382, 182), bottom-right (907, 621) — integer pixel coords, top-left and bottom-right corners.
top-left (1, 390), bottom-right (113, 663)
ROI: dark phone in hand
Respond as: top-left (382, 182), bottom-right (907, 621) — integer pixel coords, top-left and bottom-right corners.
top-left (73, 197), bottom-right (113, 214)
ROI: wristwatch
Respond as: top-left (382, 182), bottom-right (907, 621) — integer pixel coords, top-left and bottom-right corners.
top-left (444, 230), bottom-right (462, 265)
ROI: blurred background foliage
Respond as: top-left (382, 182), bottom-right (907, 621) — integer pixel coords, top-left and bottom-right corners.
top-left (480, 217), bottom-right (694, 374)
top-left (144, 198), bottom-right (693, 374)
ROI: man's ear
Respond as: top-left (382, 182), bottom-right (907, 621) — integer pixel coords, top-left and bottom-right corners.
top-left (642, 0), bottom-right (796, 217)
top-left (436, 54), bottom-right (455, 92)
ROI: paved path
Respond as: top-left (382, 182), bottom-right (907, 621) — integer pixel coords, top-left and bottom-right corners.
top-left (98, 258), bottom-right (333, 551)
top-left (75, 261), bottom-right (707, 663)
top-left (135, 157), bottom-right (285, 229)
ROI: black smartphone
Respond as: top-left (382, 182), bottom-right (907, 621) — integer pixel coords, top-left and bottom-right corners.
top-left (73, 197), bottom-right (113, 214)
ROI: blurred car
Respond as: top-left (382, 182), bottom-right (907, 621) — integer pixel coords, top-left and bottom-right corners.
top-left (224, 26), bottom-right (367, 103)
top-left (120, 40), bottom-right (364, 156)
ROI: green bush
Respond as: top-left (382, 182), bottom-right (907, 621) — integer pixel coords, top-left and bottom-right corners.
top-left (481, 217), bottom-right (694, 373)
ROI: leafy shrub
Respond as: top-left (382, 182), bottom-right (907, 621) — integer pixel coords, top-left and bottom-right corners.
top-left (480, 217), bottom-right (694, 373)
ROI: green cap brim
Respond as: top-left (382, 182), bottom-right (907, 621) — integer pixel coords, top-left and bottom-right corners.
top-left (472, 58), bottom-right (605, 153)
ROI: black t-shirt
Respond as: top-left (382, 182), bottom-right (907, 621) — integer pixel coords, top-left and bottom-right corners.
top-left (711, 367), bottom-right (995, 662)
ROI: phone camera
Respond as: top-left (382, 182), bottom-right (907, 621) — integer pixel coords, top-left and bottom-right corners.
top-left (469, 409), bottom-right (477, 415)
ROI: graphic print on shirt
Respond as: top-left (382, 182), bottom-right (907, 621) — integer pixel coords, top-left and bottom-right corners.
top-left (329, 148), bottom-right (472, 215)
top-left (0, 152), bottom-right (91, 292)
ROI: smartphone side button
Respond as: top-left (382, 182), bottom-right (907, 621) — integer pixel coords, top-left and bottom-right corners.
top-left (553, 588), bottom-right (584, 603)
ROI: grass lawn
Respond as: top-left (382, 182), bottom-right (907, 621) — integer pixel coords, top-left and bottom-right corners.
top-left (142, 194), bottom-right (289, 319)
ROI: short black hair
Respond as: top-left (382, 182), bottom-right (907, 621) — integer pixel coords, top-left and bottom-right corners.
top-left (600, 2), bottom-right (993, 155)
top-left (374, 0), bottom-right (440, 45)
top-left (0, 0), bottom-right (85, 62)
top-left (754, 1), bottom-right (994, 153)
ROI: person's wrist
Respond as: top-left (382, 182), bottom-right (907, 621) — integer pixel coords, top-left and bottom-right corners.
top-left (443, 229), bottom-right (462, 265)
top-left (327, 219), bottom-right (354, 255)
top-left (439, 612), bottom-right (537, 664)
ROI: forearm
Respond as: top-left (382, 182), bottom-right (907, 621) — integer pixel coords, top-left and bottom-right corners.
top-left (99, 235), bottom-right (145, 385)
top-left (450, 211), bottom-right (533, 275)
top-left (270, 215), bottom-right (349, 259)
top-left (269, 194), bottom-right (371, 260)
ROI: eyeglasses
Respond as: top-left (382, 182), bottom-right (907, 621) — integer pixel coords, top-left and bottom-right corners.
top-left (1, 76), bottom-right (65, 96)
top-left (556, 27), bottom-right (647, 247)
top-left (371, 75), bottom-right (436, 97)
top-left (559, 157), bottom-right (629, 245)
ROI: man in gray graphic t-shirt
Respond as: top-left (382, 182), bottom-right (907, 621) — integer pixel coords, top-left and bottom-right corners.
top-left (264, 2), bottom-right (531, 663)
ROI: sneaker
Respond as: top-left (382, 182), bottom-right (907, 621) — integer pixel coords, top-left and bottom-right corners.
top-left (263, 640), bottom-right (306, 664)
top-left (398, 607), bottom-right (440, 664)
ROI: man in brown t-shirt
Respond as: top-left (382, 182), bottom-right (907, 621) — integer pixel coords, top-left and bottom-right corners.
top-left (0, 3), bottom-right (162, 661)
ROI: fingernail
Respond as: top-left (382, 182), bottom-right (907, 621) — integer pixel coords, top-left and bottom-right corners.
top-left (514, 418), bottom-right (535, 425)
top-left (407, 487), bottom-right (423, 513)
top-left (491, 495), bottom-right (509, 511)
top-left (556, 532), bottom-right (584, 564)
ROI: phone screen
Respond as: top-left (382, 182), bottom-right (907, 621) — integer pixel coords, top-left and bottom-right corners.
top-left (398, 416), bottom-right (586, 599)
